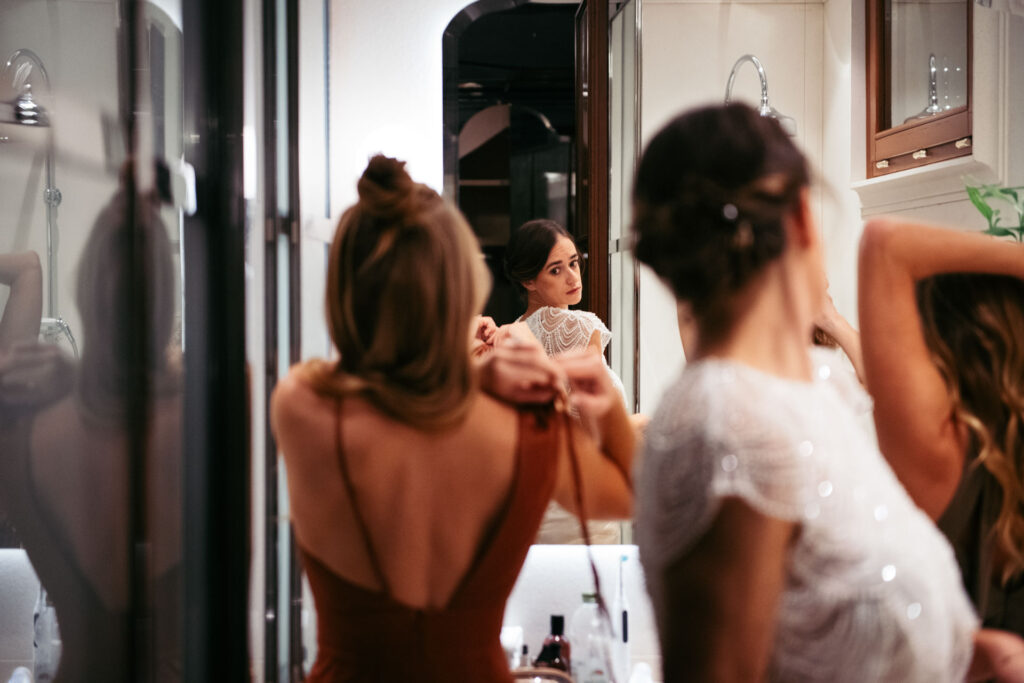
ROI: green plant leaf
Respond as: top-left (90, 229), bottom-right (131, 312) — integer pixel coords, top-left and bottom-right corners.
top-left (984, 226), bottom-right (1014, 237)
top-left (966, 185), bottom-right (994, 222)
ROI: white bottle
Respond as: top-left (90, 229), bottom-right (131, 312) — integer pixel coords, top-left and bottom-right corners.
top-left (569, 593), bottom-right (613, 683)
top-left (32, 587), bottom-right (61, 682)
top-left (611, 554), bottom-right (631, 683)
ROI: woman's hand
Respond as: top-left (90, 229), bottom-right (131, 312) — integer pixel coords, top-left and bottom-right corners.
top-left (0, 342), bottom-right (74, 411)
top-left (557, 349), bottom-right (618, 421)
top-left (813, 288), bottom-right (865, 384)
top-left (474, 315), bottom-right (498, 346)
top-left (477, 329), bottom-right (565, 405)
top-left (970, 629), bottom-right (1024, 682)
top-left (469, 316), bottom-right (499, 359)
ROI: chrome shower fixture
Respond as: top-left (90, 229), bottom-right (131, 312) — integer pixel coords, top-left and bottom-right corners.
top-left (0, 83), bottom-right (49, 126)
top-left (904, 53), bottom-right (943, 123)
top-left (1, 49), bottom-right (52, 127)
top-left (724, 54), bottom-right (797, 136)
top-left (2, 49), bottom-right (68, 349)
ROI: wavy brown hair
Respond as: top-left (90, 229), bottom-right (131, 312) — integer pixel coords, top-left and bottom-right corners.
top-left (918, 272), bottom-right (1024, 581)
top-left (300, 155), bottom-right (490, 430)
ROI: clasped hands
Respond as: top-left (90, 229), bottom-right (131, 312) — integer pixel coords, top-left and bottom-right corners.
top-left (473, 316), bottom-right (618, 420)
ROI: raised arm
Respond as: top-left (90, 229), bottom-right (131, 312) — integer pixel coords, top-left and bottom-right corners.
top-left (550, 349), bottom-right (635, 520)
top-left (0, 251), bottom-right (43, 350)
top-left (814, 290), bottom-right (865, 385)
top-left (661, 498), bottom-right (794, 681)
top-left (858, 218), bottom-right (1024, 519)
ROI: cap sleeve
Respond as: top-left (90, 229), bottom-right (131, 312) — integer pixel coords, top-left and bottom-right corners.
top-left (524, 307), bottom-right (612, 357)
top-left (636, 370), bottom-right (818, 567)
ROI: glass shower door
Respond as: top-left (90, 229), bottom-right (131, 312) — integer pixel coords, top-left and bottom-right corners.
top-left (0, 1), bottom-right (249, 681)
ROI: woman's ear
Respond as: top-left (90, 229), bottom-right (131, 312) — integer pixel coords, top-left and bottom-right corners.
top-left (522, 279), bottom-right (537, 292)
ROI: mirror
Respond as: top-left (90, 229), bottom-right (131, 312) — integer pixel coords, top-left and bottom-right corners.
top-left (443, 0), bottom-right (640, 544)
top-left (890, 0), bottom-right (968, 126)
top-left (443, 0), bottom-right (577, 326)
top-left (867, 0), bottom-right (972, 176)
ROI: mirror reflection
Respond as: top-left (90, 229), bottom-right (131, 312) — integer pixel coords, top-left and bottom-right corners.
top-left (889, 0), bottom-right (968, 126)
top-left (0, 2), bottom-right (185, 680)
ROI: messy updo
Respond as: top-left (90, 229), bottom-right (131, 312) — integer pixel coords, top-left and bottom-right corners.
top-left (917, 272), bottom-right (1024, 580)
top-left (632, 103), bottom-right (809, 319)
top-left (302, 155), bottom-right (491, 429)
top-left (504, 218), bottom-right (576, 294)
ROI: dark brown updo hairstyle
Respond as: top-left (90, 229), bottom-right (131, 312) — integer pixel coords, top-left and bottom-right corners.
top-left (504, 218), bottom-right (577, 295)
top-left (301, 155), bottom-right (490, 430)
top-left (632, 103), bottom-right (809, 321)
top-left (917, 272), bottom-right (1024, 580)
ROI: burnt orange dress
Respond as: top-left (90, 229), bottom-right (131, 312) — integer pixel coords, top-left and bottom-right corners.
top-left (297, 406), bottom-right (561, 682)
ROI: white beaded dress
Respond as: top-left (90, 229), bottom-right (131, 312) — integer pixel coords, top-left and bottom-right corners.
top-left (518, 306), bottom-right (627, 544)
top-left (635, 352), bottom-right (978, 682)
top-left (518, 306), bottom-right (627, 404)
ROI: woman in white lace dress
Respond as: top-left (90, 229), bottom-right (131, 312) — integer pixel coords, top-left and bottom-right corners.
top-left (504, 219), bottom-right (628, 543)
top-left (504, 218), bottom-right (627, 403)
top-left (630, 103), bottom-right (1024, 682)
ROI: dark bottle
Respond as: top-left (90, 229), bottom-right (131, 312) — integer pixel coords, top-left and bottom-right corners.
top-left (533, 614), bottom-right (572, 674)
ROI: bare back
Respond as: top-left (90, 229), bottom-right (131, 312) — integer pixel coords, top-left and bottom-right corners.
top-left (272, 370), bottom-right (522, 610)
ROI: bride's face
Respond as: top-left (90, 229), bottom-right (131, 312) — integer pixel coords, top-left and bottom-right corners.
top-left (524, 236), bottom-right (583, 309)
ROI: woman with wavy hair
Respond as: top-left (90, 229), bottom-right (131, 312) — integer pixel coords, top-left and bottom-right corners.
top-left (631, 102), bottom-right (1024, 682)
top-left (270, 155), bottom-right (634, 682)
top-left (858, 218), bottom-right (1024, 634)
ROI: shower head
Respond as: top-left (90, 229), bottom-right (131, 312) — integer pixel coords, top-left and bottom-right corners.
top-left (1, 49), bottom-right (52, 127)
top-left (0, 85), bottom-right (50, 126)
top-left (724, 54), bottom-right (797, 136)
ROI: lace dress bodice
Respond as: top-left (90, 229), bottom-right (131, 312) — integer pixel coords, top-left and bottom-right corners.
top-left (635, 356), bottom-right (977, 682)
top-left (518, 307), bottom-right (626, 404)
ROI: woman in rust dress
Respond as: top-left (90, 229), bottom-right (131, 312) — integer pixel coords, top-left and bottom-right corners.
top-left (270, 155), bottom-right (635, 682)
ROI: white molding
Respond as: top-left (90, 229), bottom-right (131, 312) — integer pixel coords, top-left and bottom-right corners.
top-left (852, 4), bottom-right (1011, 217)
top-left (851, 156), bottom-right (995, 216)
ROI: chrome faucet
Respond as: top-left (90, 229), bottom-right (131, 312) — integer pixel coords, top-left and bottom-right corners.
top-left (724, 54), bottom-right (797, 136)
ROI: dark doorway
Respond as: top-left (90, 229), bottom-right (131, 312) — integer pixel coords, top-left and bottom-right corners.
top-left (443, 2), bottom-right (577, 325)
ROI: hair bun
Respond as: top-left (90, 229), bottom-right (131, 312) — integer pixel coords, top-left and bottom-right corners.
top-left (357, 154), bottom-right (417, 220)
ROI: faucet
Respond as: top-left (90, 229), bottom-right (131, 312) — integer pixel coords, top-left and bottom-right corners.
top-left (724, 54), bottom-right (797, 136)
top-left (2, 49), bottom-right (63, 320)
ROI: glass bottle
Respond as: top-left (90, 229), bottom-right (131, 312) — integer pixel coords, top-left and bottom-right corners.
top-left (533, 614), bottom-right (571, 674)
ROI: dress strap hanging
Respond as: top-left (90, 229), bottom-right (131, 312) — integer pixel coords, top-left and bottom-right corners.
top-left (333, 397), bottom-right (392, 596)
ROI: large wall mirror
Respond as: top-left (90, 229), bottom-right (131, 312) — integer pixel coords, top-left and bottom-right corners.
top-left (867, 0), bottom-right (972, 176)
top-left (442, 0), bottom-right (641, 544)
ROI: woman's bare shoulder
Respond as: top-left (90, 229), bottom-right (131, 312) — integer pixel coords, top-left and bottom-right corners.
top-left (270, 365), bottom-right (330, 432)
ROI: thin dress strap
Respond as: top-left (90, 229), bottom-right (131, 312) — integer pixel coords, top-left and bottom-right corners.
top-left (333, 397), bottom-right (392, 597)
top-left (561, 407), bottom-right (615, 631)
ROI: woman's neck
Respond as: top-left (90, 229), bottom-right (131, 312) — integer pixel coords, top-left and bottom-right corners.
top-left (694, 263), bottom-right (815, 382)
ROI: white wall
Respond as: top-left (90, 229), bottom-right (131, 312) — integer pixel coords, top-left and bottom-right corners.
top-left (328, 0), bottom-right (470, 209)
top-left (638, 0), bottom-right (830, 413)
top-left (0, 0), bottom-right (122, 353)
